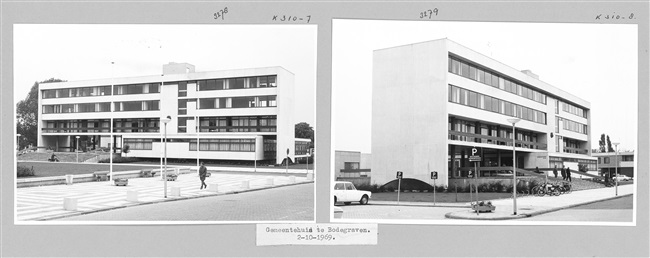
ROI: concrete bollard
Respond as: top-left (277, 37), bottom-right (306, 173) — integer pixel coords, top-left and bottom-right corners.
top-left (289, 176), bottom-right (296, 183)
top-left (65, 174), bottom-right (74, 185)
top-left (208, 183), bottom-right (219, 192)
top-left (63, 197), bottom-right (78, 211)
top-left (127, 191), bottom-right (139, 202)
top-left (306, 173), bottom-right (314, 181)
top-left (266, 177), bottom-right (275, 186)
top-left (170, 186), bottom-right (181, 197)
top-left (241, 180), bottom-right (250, 189)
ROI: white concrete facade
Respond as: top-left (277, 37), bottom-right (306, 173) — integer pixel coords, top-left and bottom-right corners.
top-left (371, 39), bottom-right (595, 187)
top-left (38, 64), bottom-right (306, 164)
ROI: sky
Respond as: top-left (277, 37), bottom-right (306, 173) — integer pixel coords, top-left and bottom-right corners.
top-left (13, 24), bottom-right (317, 125)
top-left (332, 20), bottom-right (638, 153)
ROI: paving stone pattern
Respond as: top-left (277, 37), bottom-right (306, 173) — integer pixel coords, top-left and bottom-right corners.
top-left (16, 173), bottom-right (308, 221)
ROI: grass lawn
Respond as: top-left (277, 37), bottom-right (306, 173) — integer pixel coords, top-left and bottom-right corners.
top-left (371, 191), bottom-right (514, 203)
top-left (17, 162), bottom-right (153, 177)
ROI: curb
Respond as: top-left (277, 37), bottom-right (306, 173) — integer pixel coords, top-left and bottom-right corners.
top-left (444, 193), bottom-right (633, 220)
top-left (370, 202), bottom-right (469, 208)
top-left (37, 180), bottom-right (314, 221)
top-left (444, 212), bottom-right (529, 220)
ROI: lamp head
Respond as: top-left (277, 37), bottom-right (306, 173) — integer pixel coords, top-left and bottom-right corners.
top-left (507, 118), bottom-right (521, 124)
top-left (161, 115), bottom-right (172, 124)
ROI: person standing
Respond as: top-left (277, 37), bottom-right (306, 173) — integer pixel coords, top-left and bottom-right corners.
top-left (561, 166), bottom-right (567, 180)
top-left (199, 162), bottom-right (208, 189)
top-left (566, 166), bottom-right (572, 182)
top-left (553, 165), bottom-right (558, 178)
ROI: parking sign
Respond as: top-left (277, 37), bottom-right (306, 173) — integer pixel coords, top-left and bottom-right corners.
top-left (431, 171), bottom-right (438, 179)
top-left (396, 171), bottom-right (403, 179)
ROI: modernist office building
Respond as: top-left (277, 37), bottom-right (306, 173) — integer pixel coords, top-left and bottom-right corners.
top-left (592, 151), bottom-right (635, 178)
top-left (38, 63), bottom-right (310, 164)
top-left (371, 39), bottom-right (596, 187)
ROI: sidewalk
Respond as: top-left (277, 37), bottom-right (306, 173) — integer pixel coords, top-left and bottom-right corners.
top-left (445, 184), bottom-right (634, 220)
top-left (16, 172), bottom-right (312, 221)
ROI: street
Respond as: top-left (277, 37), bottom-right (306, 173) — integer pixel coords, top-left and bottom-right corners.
top-left (519, 195), bottom-right (633, 222)
top-left (59, 183), bottom-right (314, 221)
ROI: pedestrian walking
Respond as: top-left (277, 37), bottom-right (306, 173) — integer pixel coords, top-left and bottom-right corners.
top-left (553, 165), bottom-right (558, 178)
top-left (566, 166), bottom-right (572, 182)
top-left (199, 162), bottom-right (208, 189)
top-left (561, 166), bottom-right (566, 180)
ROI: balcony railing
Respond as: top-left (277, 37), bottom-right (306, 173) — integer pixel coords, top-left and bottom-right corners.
top-left (563, 146), bottom-right (589, 155)
top-left (448, 130), bottom-right (547, 150)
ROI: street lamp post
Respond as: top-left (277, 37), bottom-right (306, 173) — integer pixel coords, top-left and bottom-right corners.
top-left (161, 115), bottom-right (172, 198)
top-left (507, 118), bottom-right (521, 215)
top-left (76, 136), bottom-right (80, 163)
top-left (613, 142), bottom-right (620, 196)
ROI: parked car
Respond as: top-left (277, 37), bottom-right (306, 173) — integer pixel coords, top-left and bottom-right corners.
top-left (333, 181), bottom-right (371, 205)
top-left (612, 175), bottom-right (632, 181)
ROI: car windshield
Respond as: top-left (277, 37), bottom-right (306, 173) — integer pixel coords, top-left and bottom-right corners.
top-left (345, 183), bottom-right (356, 190)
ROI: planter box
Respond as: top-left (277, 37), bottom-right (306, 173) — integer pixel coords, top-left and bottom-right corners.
top-left (114, 178), bottom-right (129, 186)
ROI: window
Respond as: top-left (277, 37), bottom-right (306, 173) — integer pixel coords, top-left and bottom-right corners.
top-left (461, 63), bottom-right (469, 77)
top-left (190, 138), bottom-right (255, 152)
top-left (344, 162), bottom-right (360, 170)
top-left (123, 139), bottom-right (153, 150)
top-left (449, 56), bottom-right (548, 105)
top-left (42, 90), bottom-right (57, 99)
top-left (228, 78), bottom-right (246, 89)
top-left (448, 84), bottom-right (546, 125)
top-left (114, 101), bottom-right (160, 112)
top-left (199, 98), bottom-right (216, 109)
top-left (178, 81), bottom-right (187, 97)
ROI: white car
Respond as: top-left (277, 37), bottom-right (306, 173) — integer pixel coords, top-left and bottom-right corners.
top-left (612, 175), bottom-right (632, 181)
top-left (333, 181), bottom-right (371, 205)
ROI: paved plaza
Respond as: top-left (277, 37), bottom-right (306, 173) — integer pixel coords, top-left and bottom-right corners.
top-left (16, 172), bottom-right (312, 221)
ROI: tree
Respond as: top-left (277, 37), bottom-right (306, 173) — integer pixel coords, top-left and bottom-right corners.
top-left (606, 135), bottom-right (614, 152)
top-left (295, 122), bottom-right (314, 148)
top-left (123, 145), bottom-right (130, 157)
top-left (598, 134), bottom-right (607, 153)
top-left (16, 78), bottom-right (65, 150)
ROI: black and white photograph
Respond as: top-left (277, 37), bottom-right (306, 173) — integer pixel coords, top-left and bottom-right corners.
top-left (14, 24), bottom-right (317, 223)
top-left (332, 20), bottom-right (638, 224)
top-left (2, 1), bottom-right (648, 257)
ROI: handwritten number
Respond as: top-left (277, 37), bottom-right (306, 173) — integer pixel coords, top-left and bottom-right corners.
top-left (213, 7), bottom-right (228, 21)
top-left (420, 8), bottom-right (439, 19)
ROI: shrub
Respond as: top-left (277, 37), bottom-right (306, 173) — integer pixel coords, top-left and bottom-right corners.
top-left (98, 156), bottom-right (140, 163)
top-left (355, 183), bottom-right (383, 193)
top-left (17, 165), bottom-right (35, 177)
top-left (381, 178), bottom-right (435, 192)
top-left (434, 185), bottom-right (447, 193)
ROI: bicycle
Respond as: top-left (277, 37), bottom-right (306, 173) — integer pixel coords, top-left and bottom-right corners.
top-left (557, 182), bottom-right (572, 194)
top-left (533, 182), bottom-right (560, 196)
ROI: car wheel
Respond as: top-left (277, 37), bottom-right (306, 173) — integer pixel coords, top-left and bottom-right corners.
top-left (344, 202), bottom-right (351, 205)
top-left (360, 195), bottom-right (369, 205)
top-left (334, 196), bottom-right (337, 204)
